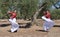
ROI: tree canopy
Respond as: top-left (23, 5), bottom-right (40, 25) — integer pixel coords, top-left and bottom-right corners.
top-left (0, 0), bottom-right (60, 19)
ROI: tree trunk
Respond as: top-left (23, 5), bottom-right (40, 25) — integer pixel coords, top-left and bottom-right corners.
top-left (31, 2), bottom-right (47, 26)
top-left (31, 6), bottom-right (44, 26)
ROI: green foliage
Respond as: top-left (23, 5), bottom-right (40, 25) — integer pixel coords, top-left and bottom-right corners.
top-left (19, 0), bottom-right (38, 19)
top-left (51, 9), bottom-right (60, 19)
top-left (0, 0), bottom-right (60, 19)
top-left (0, 0), bottom-right (38, 19)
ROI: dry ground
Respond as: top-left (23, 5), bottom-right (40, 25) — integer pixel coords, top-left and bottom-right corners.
top-left (0, 19), bottom-right (60, 37)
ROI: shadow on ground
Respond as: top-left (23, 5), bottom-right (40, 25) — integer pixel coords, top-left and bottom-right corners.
top-left (54, 25), bottom-right (60, 27)
top-left (0, 22), bottom-right (32, 28)
top-left (19, 23), bottom-right (32, 28)
top-left (0, 24), bottom-right (10, 27)
top-left (36, 30), bottom-right (48, 32)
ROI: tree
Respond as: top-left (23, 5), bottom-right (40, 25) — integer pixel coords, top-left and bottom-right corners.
top-left (0, 0), bottom-right (60, 20)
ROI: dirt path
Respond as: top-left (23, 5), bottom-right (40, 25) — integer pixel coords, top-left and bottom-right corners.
top-left (0, 19), bottom-right (60, 37)
top-left (0, 25), bottom-right (60, 37)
